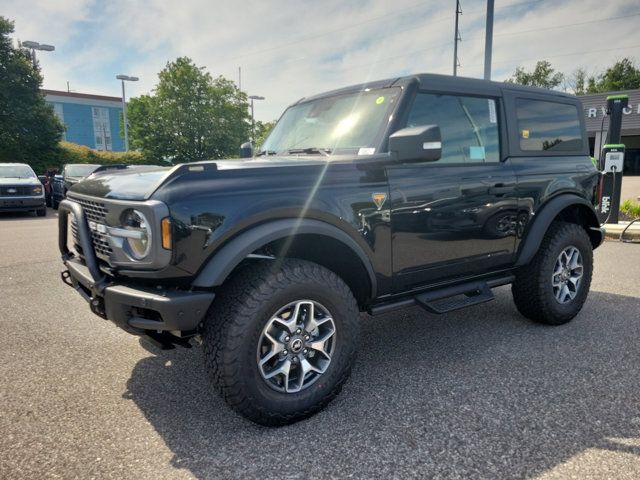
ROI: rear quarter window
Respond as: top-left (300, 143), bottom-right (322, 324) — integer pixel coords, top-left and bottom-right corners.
top-left (516, 99), bottom-right (583, 152)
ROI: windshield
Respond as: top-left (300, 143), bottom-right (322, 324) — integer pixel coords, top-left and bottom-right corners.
top-left (66, 164), bottom-right (100, 177)
top-left (261, 87), bottom-right (401, 155)
top-left (0, 165), bottom-right (36, 178)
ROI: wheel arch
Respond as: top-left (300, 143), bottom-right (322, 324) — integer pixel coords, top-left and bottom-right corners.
top-left (515, 194), bottom-right (603, 267)
top-left (192, 219), bottom-right (377, 307)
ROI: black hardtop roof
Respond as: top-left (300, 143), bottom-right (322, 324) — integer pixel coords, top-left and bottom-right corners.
top-left (298, 73), bottom-right (577, 104)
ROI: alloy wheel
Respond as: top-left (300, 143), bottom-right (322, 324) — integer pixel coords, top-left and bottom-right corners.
top-left (257, 300), bottom-right (336, 393)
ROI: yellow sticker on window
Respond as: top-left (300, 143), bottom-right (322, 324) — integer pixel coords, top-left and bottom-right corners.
top-left (522, 129), bottom-right (530, 139)
top-left (375, 96), bottom-right (385, 105)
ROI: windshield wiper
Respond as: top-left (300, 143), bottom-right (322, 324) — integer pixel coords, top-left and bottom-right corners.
top-left (286, 147), bottom-right (331, 157)
top-left (256, 150), bottom-right (277, 156)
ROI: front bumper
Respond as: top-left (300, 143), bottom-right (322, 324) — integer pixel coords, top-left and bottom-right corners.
top-left (0, 197), bottom-right (45, 212)
top-left (58, 199), bottom-right (214, 335)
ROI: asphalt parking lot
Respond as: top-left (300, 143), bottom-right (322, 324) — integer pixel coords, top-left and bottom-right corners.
top-left (1, 209), bottom-right (639, 479)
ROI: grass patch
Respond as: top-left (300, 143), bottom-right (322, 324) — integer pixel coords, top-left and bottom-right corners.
top-left (620, 199), bottom-right (640, 218)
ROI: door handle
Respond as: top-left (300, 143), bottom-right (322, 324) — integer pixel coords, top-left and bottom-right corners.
top-left (488, 183), bottom-right (512, 195)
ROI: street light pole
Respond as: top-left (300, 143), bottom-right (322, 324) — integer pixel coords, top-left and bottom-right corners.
top-left (248, 95), bottom-right (265, 143)
top-left (22, 41), bottom-right (55, 68)
top-left (115, 74), bottom-right (139, 152)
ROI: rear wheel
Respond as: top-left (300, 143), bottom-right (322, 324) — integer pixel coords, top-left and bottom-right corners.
top-left (512, 221), bottom-right (593, 325)
top-left (202, 259), bottom-right (360, 426)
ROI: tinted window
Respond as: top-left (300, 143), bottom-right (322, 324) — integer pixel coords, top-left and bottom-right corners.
top-left (516, 99), bottom-right (583, 152)
top-left (407, 93), bottom-right (500, 163)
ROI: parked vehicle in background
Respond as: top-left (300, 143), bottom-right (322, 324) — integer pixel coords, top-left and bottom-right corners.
top-left (52, 164), bottom-right (100, 209)
top-left (58, 73), bottom-right (604, 426)
top-left (0, 163), bottom-right (47, 216)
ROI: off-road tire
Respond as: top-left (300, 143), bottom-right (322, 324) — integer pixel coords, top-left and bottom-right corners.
top-left (512, 221), bottom-right (593, 325)
top-left (202, 259), bottom-right (360, 426)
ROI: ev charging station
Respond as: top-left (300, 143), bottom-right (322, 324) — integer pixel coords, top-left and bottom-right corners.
top-left (597, 94), bottom-right (628, 224)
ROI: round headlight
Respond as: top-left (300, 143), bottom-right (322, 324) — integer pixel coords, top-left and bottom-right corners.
top-left (121, 209), bottom-right (152, 260)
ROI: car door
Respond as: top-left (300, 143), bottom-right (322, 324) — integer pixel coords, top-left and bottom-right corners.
top-left (387, 91), bottom-right (519, 291)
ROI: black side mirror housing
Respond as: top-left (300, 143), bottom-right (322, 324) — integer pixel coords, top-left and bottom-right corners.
top-left (239, 142), bottom-right (254, 158)
top-left (389, 125), bottom-right (442, 163)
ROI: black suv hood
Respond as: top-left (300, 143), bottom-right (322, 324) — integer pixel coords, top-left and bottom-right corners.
top-left (68, 156), bottom-right (362, 200)
top-left (69, 166), bottom-right (172, 200)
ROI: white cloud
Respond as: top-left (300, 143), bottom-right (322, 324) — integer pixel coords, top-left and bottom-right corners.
top-left (4, 0), bottom-right (640, 122)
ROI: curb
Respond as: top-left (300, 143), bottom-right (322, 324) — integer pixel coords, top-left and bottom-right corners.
top-left (603, 222), bottom-right (640, 241)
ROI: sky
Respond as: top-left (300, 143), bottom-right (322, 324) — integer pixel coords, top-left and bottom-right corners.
top-left (3, 0), bottom-right (639, 122)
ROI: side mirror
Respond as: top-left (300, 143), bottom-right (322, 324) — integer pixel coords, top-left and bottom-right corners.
top-left (389, 125), bottom-right (442, 163)
top-left (239, 142), bottom-right (254, 158)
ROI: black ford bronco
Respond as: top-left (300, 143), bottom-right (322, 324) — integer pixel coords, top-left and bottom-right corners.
top-left (59, 74), bottom-right (603, 426)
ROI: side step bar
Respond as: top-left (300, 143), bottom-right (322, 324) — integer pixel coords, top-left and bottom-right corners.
top-left (415, 282), bottom-right (493, 314)
top-left (369, 275), bottom-right (514, 316)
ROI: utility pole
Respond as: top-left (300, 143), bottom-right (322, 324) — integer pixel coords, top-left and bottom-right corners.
top-left (238, 66), bottom-right (242, 91)
top-left (483, 0), bottom-right (494, 80)
top-left (453, 0), bottom-right (462, 76)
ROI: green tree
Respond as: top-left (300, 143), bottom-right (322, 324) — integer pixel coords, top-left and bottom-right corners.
top-left (127, 57), bottom-right (250, 162)
top-left (0, 17), bottom-right (64, 167)
top-left (586, 58), bottom-right (640, 93)
top-left (507, 60), bottom-right (564, 89)
top-left (568, 68), bottom-right (586, 95)
top-left (253, 120), bottom-right (277, 150)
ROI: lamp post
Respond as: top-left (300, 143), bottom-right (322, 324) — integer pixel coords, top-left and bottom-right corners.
top-left (22, 40), bottom-right (55, 68)
top-left (248, 95), bottom-right (265, 142)
top-left (116, 74), bottom-right (139, 151)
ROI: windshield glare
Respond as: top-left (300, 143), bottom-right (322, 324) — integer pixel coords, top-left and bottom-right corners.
top-left (66, 165), bottom-right (99, 177)
top-left (0, 165), bottom-right (36, 178)
top-left (261, 87), bottom-right (400, 155)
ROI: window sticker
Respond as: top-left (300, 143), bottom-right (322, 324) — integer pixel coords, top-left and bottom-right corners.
top-left (375, 96), bottom-right (385, 105)
top-left (521, 129), bottom-right (530, 139)
top-left (470, 146), bottom-right (486, 160)
top-left (358, 147), bottom-right (376, 155)
top-left (488, 99), bottom-right (497, 123)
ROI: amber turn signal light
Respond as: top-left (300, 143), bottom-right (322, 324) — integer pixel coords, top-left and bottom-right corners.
top-left (161, 217), bottom-right (172, 250)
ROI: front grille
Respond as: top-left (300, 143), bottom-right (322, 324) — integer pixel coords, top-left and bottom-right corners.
top-left (71, 197), bottom-right (108, 223)
top-left (0, 185), bottom-right (32, 196)
top-left (68, 196), bottom-right (113, 260)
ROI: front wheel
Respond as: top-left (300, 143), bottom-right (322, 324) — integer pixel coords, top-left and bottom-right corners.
top-left (202, 259), bottom-right (360, 426)
top-left (512, 221), bottom-right (593, 325)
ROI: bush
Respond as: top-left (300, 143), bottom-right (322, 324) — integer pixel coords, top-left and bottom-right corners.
top-left (621, 199), bottom-right (640, 219)
top-left (31, 141), bottom-right (165, 174)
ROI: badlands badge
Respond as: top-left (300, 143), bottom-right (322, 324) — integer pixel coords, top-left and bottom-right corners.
top-left (372, 193), bottom-right (387, 210)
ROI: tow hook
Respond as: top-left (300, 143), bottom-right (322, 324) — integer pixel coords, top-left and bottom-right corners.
top-left (89, 296), bottom-right (107, 318)
top-left (60, 270), bottom-right (73, 288)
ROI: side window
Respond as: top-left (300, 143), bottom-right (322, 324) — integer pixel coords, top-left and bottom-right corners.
top-left (407, 93), bottom-right (500, 163)
top-left (516, 99), bottom-right (582, 152)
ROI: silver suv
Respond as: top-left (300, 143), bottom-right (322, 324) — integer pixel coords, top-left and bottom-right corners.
top-left (0, 163), bottom-right (46, 216)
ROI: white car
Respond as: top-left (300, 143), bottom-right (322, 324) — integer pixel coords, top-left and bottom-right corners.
top-left (0, 163), bottom-right (47, 216)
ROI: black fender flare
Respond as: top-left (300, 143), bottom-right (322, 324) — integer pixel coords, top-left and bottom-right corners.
top-left (515, 194), bottom-right (603, 267)
top-left (192, 218), bottom-right (377, 297)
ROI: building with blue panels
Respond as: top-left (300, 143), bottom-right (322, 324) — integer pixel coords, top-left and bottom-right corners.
top-left (43, 90), bottom-right (125, 152)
